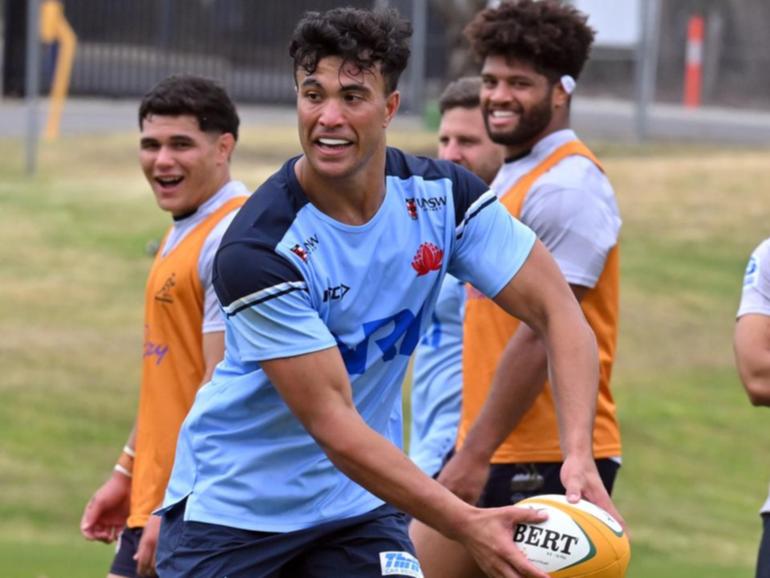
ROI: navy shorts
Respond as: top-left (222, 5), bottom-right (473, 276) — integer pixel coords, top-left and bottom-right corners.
top-left (479, 458), bottom-right (620, 507)
top-left (110, 527), bottom-right (143, 578)
top-left (156, 499), bottom-right (422, 578)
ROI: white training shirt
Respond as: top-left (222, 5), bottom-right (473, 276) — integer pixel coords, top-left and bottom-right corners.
top-left (737, 237), bottom-right (770, 515)
top-left (490, 129), bottom-right (621, 289)
top-left (160, 180), bottom-right (250, 334)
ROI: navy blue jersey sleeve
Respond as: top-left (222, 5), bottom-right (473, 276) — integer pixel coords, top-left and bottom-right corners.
top-left (214, 241), bottom-right (305, 315)
top-left (446, 161), bottom-right (492, 228)
top-left (214, 242), bottom-right (337, 362)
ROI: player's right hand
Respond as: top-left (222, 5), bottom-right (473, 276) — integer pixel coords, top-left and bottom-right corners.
top-left (459, 505), bottom-right (550, 578)
top-left (437, 448), bottom-right (490, 505)
top-left (80, 471), bottom-right (131, 543)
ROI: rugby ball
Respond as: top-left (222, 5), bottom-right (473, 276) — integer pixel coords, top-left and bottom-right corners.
top-left (513, 494), bottom-right (630, 577)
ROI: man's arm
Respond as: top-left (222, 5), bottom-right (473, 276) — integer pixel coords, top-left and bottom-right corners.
top-left (134, 330), bottom-right (225, 577)
top-left (734, 314), bottom-right (770, 406)
top-left (261, 347), bottom-right (549, 578)
top-left (453, 240), bottom-right (622, 525)
top-left (438, 283), bottom-right (587, 504)
top-left (491, 242), bottom-right (600, 486)
top-left (80, 426), bottom-right (136, 543)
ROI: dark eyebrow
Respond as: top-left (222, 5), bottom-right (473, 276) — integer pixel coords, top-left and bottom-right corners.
top-left (301, 77), bottom-right (322, 89)
top-left (339, 83), bottom-right (372, 96)
top-left (140, 135), bottom-right (195, 147)
top-left (300, 76), bottom-right (371, 96)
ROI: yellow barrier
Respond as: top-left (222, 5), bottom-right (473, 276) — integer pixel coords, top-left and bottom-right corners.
top-left (40, 0), bottom-right (77, 140)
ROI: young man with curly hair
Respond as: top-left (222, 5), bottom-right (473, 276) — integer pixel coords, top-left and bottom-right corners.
top-left (155, 7), bottom-right (621, 578)
top-left (411, 2), bottom-right (624, 576)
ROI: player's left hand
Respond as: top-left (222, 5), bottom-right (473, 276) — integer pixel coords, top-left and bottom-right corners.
top-left (134, 514), bottom-right (161, 577)
top-left (560, 454), bottom-right (627, 534)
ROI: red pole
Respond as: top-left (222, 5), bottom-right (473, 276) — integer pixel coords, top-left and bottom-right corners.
top-left (683, 15), bottom-right (704, 108)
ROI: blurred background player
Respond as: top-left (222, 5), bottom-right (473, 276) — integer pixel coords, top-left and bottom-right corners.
top-left (734, 238), bottom-right (770, 578)
top-left (409, 76), bottom-right (504, 478)
top-left (412, 1), bottom-right (624, 576)
top-left (79, 74), bottom-right (248, 578)
top-left (155, 6), bottom-right (619, 578)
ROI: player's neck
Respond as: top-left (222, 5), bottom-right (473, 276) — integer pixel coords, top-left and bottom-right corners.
top-left (295, 155), bottom-right (386, 226)
top-left (504, 113), bottom-right (571, 158)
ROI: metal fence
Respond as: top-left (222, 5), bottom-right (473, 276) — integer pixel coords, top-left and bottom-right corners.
top-left (571, 0), bottom-right (770, 110)
top-left (58, 0), bottom-right (374, 102)
top-left (2, 0), bottom-right (447, 108)
top-left (3, 0), bottom-right (770, 111)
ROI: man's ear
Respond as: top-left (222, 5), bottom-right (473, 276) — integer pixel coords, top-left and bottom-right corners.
top-left (383, 90), bottom-right (401, 128)
top-left (218, 132), bottom-right (236, 163)
top-left (553, 82), bottom-right (570, 109)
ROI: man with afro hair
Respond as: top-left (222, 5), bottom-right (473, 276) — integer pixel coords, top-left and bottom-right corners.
top-left (412, 2), bottom-right (625, 576)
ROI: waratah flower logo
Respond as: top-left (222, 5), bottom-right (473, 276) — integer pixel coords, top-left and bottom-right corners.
top-left (411, 242), bottom-right (443, 276)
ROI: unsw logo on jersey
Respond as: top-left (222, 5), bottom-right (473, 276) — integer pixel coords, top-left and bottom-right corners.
top-left (290, 234), bottom-right (320, 263)
top-left (405, 196), bottom-right (447, 218)
top-left (405, 198), bottom-right (418, 220)
top-left (379, 551), bottom-right (423, 577)
top-left (411, 242), bottom-right (443, 276)
top-left (290, 244), bottom-right (308, 262)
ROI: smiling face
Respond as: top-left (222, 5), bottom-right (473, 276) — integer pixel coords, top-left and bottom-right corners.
top-left (438, 105), bottom-right (504, 185)
top-left (480, 54), bottom-right (567, 155)
top-left (295, 56), bottom-right (400, 186)
top-left (139, 114), bottom-right (234, 217)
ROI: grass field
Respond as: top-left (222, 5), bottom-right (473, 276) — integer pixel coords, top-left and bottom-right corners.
top-left (1, 121), bottom-right (769, 578)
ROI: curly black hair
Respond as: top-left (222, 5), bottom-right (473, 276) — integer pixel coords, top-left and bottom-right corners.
top-left (464, 0), bottom-right (595, 81)
top-left (138, 74), bottom-right (239, 140)
top-left (289, 7), bottom-right (412, 94)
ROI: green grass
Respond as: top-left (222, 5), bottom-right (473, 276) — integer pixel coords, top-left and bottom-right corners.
top-left (0, 541), bottom-right (115, 578)
top-left (1, 126), bottom-right (769, 577)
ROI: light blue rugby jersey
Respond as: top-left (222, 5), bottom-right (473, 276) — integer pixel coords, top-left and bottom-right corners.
top-left (409, 274), bottom-right (465, 477)
top-left (163, 147), bottom-right (536, 532)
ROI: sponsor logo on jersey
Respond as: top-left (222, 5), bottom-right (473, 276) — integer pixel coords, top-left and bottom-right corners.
top-left (290, 244), bottom-right (308, 262)
top-left (405, 196), bottom-right (447, 219)
top-left (419, 196), bottom-right (447, 210)
top-left (290, 234), bottom-right (320, 263)
top-left (405, 198), bottom-right (418, 220)
top-left (411, 242), bottom-right (443, 276)
top-left (143, 325), bottom-right (169, 366)
top-left (379, 551), bottom-right (423, 577)
top-left (323, 284), bottom-right (350, 302)
top-left (334, 305), bottom-right (425, 374)
top-left (154, 273), bottom-right (176, 303)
